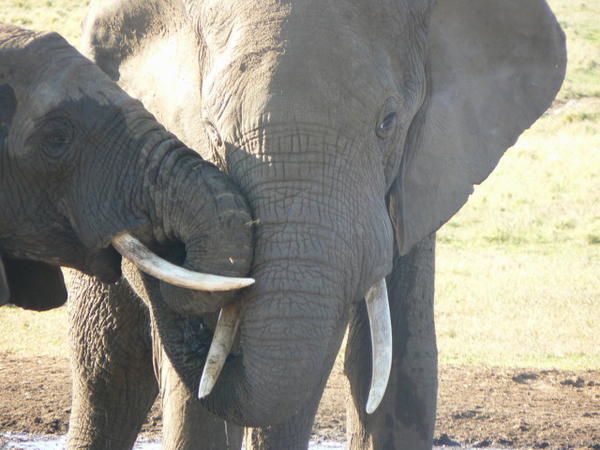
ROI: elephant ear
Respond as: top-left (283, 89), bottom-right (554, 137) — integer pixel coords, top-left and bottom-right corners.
top-left (390, 0), bottom-right (566, 255)
top-left (1, 258), bottom-right (67, 311)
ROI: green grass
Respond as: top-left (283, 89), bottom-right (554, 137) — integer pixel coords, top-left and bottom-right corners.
top-left (0, 0), bottom-right (598, 370)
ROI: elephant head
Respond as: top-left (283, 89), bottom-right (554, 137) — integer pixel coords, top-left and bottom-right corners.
top-left (0, 24), bottom-right (253, 312)
top-left (84, 0), bottom-right (566, 426)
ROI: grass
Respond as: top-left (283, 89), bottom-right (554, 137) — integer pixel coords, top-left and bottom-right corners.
top-left (0, 306), bottom-right (68, 358)
top-left (0, 0), bottom-right (598, 370)
top-left (434, 0), bottom-right (600, 369)
top-left (0, 0), bottom-right (87, 44)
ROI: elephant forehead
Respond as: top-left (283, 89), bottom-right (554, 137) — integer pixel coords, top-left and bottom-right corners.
top-left (26, 64), bottom-right (119, 113)
top-left (201, 0), bottom-right (432, 55)
top-left (200, 0), bottom-right (429, 134)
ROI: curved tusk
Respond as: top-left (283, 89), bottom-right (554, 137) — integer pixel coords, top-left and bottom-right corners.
top-left (198, 302), bottom-right (241, 399)
top-left (365, 278), bottom-right (393, 414)
top-left (111, 233), bottom-right (254, 292)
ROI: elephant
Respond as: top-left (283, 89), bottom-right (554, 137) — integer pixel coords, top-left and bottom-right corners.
top-left (70, 0), bottom-right (567, 449)
top-left (0, 24), bottom-right (254, 314)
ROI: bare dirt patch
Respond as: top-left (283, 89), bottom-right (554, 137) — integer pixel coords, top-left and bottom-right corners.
top-left (1, 353), bottom-right (598, 448)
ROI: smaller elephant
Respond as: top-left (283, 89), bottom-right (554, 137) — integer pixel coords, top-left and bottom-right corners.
top-left (0, 24), bottom-right (254, 313)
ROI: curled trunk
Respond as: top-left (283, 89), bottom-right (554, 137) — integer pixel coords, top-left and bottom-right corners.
top-left (155, 151), bottom-right (254, 313)
top-left (120, 133), bottom-right (254, 315)
top-left (200, 219), bottom-right (349, 425)
top-left (194, 127), bottom-right (394, 425)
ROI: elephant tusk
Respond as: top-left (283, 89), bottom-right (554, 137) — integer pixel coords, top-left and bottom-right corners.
top-left (197, 302), bottom-right (241, 399)
top-left (111, 233), bottom-right (255, 292)
top-left (365, 278), bottom-right (393, 414)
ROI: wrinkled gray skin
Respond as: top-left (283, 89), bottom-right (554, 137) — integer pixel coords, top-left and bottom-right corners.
top-left (0, 25), bottom-right (252, 316)
top-left (70, 0), bottom-right (566, 449)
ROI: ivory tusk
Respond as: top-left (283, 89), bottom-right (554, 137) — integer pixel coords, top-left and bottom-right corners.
top-left (111, 233), bottom-right (254, 292)
top-left (365, 278), bottom-right (393, 414)
top-left (198, 302), bottom-right (241, 399)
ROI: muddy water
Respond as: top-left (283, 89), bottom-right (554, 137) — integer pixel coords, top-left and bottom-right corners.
top-left (1, 434), bottom-right (507, 449)
top-left (1, 434), bottom-right (158, 450)
top-left (2, 434), bottom-right (343, 449)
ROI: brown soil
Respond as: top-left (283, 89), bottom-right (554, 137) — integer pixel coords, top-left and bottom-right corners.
top-left (0, 353), bottom-right (598, 449)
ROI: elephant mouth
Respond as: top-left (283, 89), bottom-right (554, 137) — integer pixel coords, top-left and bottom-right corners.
top-left (147, 288), bottom-right (233, 390)
top-left (166, 312), bottom-right (215, 369)
top-left (83, 245), bottom-right (123, 284)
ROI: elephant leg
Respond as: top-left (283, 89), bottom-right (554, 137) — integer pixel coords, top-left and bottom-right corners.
top-left (67, 272), bottom-right (158, 450)
top-left (155, 345), bottom-right (243, 450)
top-left (345, 235), bottom-right (437, 450)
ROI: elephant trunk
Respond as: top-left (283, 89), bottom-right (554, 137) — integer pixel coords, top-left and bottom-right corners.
top-left (118, 129), bottom-right (254, 314)
top-left (203, 220), bottom-right (349, 425)
top-left (196, 126), bottom-right (394, 425)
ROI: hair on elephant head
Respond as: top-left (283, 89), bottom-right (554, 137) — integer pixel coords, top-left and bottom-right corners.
top-left (0, 23), bottom-right (254, 312)
top-left (83, 0), bottom-right (566, 429)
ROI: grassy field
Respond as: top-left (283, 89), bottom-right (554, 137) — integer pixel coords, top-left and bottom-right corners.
top-left (0, 0), bottom-right (598, 370)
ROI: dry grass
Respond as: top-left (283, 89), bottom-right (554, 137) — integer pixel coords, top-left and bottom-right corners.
top-left (0, 0), bottom-right (87, 44)
top-left (0, 306), bottom-right (68, 358)
top-left (0, 0), bottom-right (598, 370)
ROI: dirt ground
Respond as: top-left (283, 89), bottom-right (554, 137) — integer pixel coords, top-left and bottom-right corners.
top-left (0, 353), bottom-right (598, 449)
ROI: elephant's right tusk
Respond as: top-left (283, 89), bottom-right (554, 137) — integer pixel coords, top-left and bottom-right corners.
top-left (198, 302), bottom-right (241, 399)
top-left (111, 233), bottom-right (255, 292)
top-left (365, 278), bottom-right (393, 414)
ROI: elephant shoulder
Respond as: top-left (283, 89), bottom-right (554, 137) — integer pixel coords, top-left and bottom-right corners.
top-left (82, 0), bottom-right (185, 80)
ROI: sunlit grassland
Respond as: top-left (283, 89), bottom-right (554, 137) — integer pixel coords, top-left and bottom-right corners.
top-left (0, 0), bottom-right (598, 370)
top-left (0, 306), bottom-right (68, 358)
top-left (435, 103), bottom-right (600, 369)
top-left (436, 0), bottom-right (600, 369)
top-left (0, 0), bottom-right (86, 44)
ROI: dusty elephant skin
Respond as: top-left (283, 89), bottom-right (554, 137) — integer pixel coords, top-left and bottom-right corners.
top-left (0, 24), bottom-right (253, 314)
top-left (71, 0), bottom-right (567, 449)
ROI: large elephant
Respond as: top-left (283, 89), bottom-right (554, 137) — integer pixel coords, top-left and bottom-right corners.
top-left (71, 0), bottom-right (566, 448)
top-left (0, 24), bottom-right (253, 313)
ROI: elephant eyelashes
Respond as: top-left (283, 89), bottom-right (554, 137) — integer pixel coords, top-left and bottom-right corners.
top-left (37, 117), bottom-right (74, 161)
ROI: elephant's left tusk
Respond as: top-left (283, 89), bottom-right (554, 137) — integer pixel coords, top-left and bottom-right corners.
top-left (198, 302), bottom-right (241, 399)
top-left (365, 278), bottom-right (393, 414)
top-left (112, 233), bottom-right (255, 292)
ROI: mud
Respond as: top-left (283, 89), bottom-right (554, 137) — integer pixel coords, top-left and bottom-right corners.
top-left (0, 353), bottom-right (598, 448)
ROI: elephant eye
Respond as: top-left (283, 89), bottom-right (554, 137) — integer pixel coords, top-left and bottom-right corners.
top-left (39, 117), bottom-right (74, 161)
top-left (376, 112), bottom-right (398, 139)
